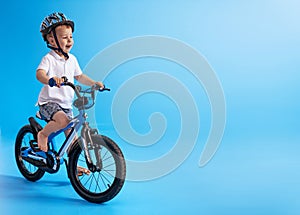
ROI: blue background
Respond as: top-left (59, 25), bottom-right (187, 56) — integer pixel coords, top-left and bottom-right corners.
top-left (0, 0), bottom-right (300, 214)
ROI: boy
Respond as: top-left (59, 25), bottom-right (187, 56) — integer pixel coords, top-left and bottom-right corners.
top-left (37, 12), bottom-right (104, 152)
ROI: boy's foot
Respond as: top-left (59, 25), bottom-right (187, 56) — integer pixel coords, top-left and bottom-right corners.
top-left (37, 131), bottom-right (48, 152)
top-left (77, 166), bottom-right (91, 176)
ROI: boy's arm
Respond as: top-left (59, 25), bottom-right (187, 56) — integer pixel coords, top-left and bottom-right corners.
top-left (36, 69), bottom-right (64, 87)
top-left (36, 69), bottom-right (50, 84)
top-left (75, 74), bottom-right (104, 88)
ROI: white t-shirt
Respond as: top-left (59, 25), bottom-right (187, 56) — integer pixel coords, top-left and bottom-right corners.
top-left (37, 50), bottom-right (83, 109)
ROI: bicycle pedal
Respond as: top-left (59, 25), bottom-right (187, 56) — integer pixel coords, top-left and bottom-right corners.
top-left (22, 148), bottom-right (47, 166)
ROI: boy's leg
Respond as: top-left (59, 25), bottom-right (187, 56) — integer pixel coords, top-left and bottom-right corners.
top-left (38, 111), bottom-right (70, 152)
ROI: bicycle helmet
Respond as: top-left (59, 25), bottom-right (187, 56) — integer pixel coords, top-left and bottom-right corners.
top-left (40, 12), bottom-right (74, 59)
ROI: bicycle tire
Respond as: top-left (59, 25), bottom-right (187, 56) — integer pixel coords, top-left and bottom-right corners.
top-left (68, 135), bottom-right (126, 203)
top-left (15, 125), bottom-right (45, 182)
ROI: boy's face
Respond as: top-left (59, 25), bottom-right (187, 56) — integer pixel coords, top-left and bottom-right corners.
top-left (48, 25), bottom-right (74, 55)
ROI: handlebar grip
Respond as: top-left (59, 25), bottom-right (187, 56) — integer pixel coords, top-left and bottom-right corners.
top-left (99, 87), bottom-right (110, 92)
top-left (48, 78), bottom-right (56, 87)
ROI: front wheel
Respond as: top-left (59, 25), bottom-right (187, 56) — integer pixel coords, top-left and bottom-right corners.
top-left (15, 125), bottom-right (45, 181)
top-left (68, 135), bottom-right (126, 203)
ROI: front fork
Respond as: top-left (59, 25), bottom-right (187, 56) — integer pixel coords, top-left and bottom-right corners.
top-left (81, 122), bottom-right (103, 172)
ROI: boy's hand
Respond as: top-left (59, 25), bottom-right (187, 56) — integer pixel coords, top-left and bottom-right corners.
top-left (95, 81), bottom-right (104, 90)
top-left (49, 76), bottom-right (65, 87)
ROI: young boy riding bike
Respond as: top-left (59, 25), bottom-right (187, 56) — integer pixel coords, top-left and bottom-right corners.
top-left (36, 12), bottom-right (103, 173)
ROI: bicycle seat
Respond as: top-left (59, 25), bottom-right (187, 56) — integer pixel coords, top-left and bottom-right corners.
top-left (28, 117), bottom-right (43, 140)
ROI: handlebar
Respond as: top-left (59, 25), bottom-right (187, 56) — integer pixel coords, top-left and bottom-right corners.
top-left (48, 77), bottom-right (110, 99)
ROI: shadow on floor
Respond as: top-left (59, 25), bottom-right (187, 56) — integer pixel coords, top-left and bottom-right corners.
top-left (0, 174), bottom-right (85, 204)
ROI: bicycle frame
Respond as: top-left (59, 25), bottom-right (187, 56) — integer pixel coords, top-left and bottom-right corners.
top-left (20, 81), bottom-right (110, 175)
top-left (47, 109), bottom-right (86, 160)
top-left (42, 82), bottom-right (108, 172)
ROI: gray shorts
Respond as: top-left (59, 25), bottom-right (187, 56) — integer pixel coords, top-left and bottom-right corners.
top-left (39, 102), bottom-right (73, 121)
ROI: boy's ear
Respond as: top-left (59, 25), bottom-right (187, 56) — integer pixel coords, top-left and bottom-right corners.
top-left (47, 35), bottom-right (56, 46)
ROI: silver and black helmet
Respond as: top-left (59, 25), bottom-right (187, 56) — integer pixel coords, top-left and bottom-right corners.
top-left (40, 12), bottom-right (74, 41)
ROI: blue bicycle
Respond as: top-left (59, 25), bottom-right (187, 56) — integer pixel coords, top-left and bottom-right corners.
top-left (15, 79), bottom-right (126, 203)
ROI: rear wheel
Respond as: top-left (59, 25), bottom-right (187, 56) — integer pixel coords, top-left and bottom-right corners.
top-left (68, 135), bottom-right (126, 203)
top-left (15, 125), bottom-right (45, 181)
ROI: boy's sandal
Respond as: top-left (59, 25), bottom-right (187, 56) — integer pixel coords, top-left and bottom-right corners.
top-left (31, 143), bottom-right (43, 152)
top-left (77, 166), bottom-right (91, 176)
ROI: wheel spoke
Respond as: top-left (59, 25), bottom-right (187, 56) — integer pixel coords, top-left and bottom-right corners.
top-left (101, 149), bottom-right (109, 161)
top-left (103, 162), bottom-right (116, 169)
top-left (95, 173), bottom-right (102, 192)
top-left (82, 173), bottom-right (93, 187)
top-left (100, 172), bottom-right (113, 186)
top-left (102, 154), bottom-right (113, 162)
top-left (99, 173), bottom-right (108, 190)
top-left (102, 169), bottom-right (116, 178)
